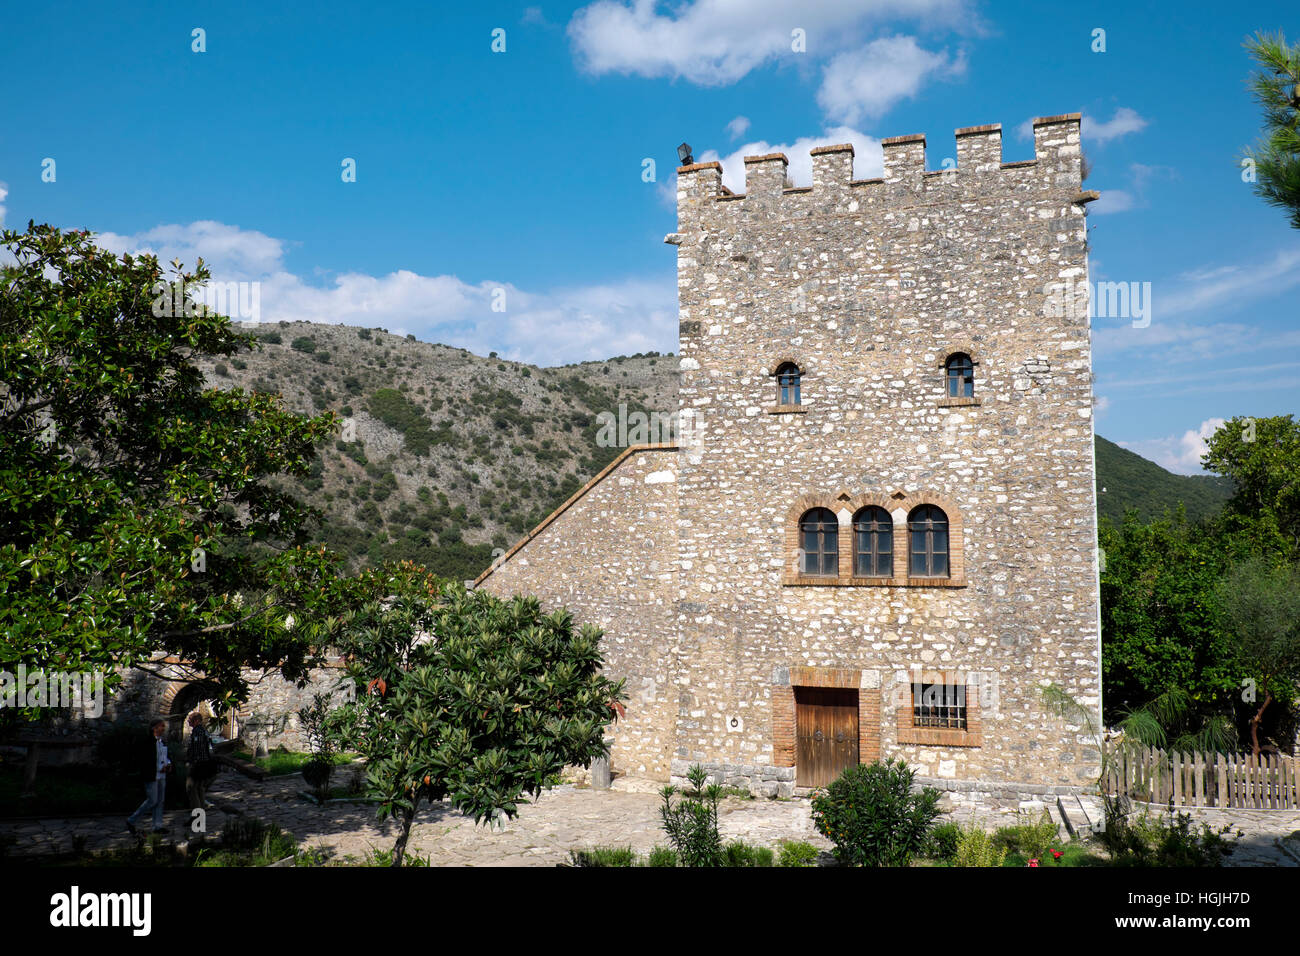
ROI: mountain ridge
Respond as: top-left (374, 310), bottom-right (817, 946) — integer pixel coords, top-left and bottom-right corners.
top-left (199, 322), bottom-right (1233, 580)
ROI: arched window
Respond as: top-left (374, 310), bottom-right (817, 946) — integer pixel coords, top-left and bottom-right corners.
top-left (853, 506), bottom-right (893, 577)
top-left (799, 507), bottom-right (837, 576)
top-left (945, 353), bottom-right (974, 398)
top-left (776, 362), bottom-right (802, 406)
top-left (908, 505), bottom-right (949, 578)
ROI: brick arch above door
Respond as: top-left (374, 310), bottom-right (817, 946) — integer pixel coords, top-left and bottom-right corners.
top-left (771, 666), bottom-right (881, 772)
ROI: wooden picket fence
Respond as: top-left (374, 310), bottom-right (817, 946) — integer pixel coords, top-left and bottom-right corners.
top-left (1103, 745), bottom-right (1300, 810)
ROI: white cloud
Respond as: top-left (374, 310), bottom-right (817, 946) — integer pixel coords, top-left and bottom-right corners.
top-left (1093, 394), bottom-right (1110, 416)
top-left (1160, 247), bottom-right (1300, 316)
top-left (0, 181), bottom-right (7, 226)
top-left (1082, 107), bottom-right (1148, 146)
top-left (1089, 247), bottom-right (1300, 366)
top-left (1119, 418), bottom-right (1225, 475)
top-left (816, 35), bottom-right (964, 126)
top-left (1017, 107), bottom-right (1149, 148)
top-left (566, 0), bottom-right (972, 86)
top-left (700, 126), bottom-right (885, 193)
top-left (93, 220), bottom-right (675, 366)
top-left (726, 116), bottom-right (751, 140)
top-left (1089, 190), bottom-right (1134, 215)
top-left (96, 221), bottom-right (288, 280)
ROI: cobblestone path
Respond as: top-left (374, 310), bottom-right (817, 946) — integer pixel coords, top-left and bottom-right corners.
top-left (2, 768), bottom-right (1296, 866)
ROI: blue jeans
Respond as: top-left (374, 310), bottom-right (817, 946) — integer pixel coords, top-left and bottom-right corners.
top-left (128, 778), bottom-right (166, 830)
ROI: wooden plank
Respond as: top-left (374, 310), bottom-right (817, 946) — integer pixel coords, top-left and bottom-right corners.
top-left (1172, 751), bottom-right (1183, 806)
top-left (1216, 753), bottom-right (1228, 808)
top-left (1193, 751), bottom-right (1203, 807)
top-left (1158, 746), bottom-right (1168, 804)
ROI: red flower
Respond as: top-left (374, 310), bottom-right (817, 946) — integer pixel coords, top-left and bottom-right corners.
top-left (1050, 849), bottom-right (1063, 860)
top-left (1028, 858), bottom-right (1039, 867)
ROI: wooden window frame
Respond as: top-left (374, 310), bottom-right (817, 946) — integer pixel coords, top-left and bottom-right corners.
top-left (945, 353), bottom-right (974, 399)
top-left (908, 505), bottom-right (950, 580)
top-left (852, 506), bottom-right (892, 578)
top-left (769, 361), bottom-right (804, 413)
top-left (937, 348), bottom-right (981, 408)
top-left (783, 493), bottom-right (966, 587)
top-left (799, 508), bottom-right (838, 577)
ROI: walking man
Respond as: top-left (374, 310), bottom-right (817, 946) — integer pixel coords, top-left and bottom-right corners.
top-left (127, 718), bottom-right (171, 835)
top-left (185, 712), bottom-right (216, 810)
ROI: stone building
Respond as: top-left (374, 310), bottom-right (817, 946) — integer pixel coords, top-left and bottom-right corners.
top-left (478, 114), bottom-right (1103, 810)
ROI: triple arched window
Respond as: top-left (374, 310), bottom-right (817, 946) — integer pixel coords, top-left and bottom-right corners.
top-left (795, 504), bottom-right (951, 581)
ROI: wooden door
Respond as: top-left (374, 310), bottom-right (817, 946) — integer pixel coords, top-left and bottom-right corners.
top-left (795, 687), bottom-right (860, 788)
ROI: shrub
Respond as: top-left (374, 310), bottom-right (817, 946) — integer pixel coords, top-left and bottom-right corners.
top-left (922, 821), bottom-right (963, 862)
top-left (258, 331), bottom-right (282, 344)
top-left (1099, 796), bottom-right (1237, 866)
top-left (953, 823), bottom-right (1008, 867)
top-left (214, 363), bottom-right (228, 376)
top-left (291, 336), bottom-right (317, 353)
top-left (777, 840), bottom-right (820, 867)
top-left (569, 846), bottom-right (635, 867)
top-left (993, 809), bottom-right (1060, 860)
top-left (659, 764), bottom-right (723, 867)
top-left (645, 846), bottom-right (678, 867)
top-left (810, 759), bottom-right (941, 867)
top-left (358, 328), bottom-right (371, 340)
top-left (723, 841), bottom-right (774, 867)
top-left (301, 759), bottom-right (332, 797)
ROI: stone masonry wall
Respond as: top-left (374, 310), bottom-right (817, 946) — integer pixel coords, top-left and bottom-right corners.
top-left (96, 661), bottom-right (348, 752)
top-left (477, 446), bottom-right (680, 778)
top-left (669, 115), bottom-right (1102, 790)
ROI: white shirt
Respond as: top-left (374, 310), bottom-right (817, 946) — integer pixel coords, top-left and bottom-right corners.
top-left (155, 737), bottom-right (170, 779)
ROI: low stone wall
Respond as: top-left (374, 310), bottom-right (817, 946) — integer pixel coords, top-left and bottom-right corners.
top-left (33, 662), bottom-right (352, 755)
top-left (670, 759), bottom-right (796, 799)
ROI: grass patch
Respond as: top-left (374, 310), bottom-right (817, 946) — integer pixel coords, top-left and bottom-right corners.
top-left (235, 750), bottom-right (356, 776)
top-left (568, 841), bottom-right (784, 867)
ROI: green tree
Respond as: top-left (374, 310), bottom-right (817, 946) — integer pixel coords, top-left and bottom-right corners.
top-left (1202, 414), bottom-right (1300, 557)
top-left (0, 223), bottom-right (349, 707)
top-left (1243, 31), bottom-right (1300, 228)
top-left (325, 564), bottom-right (626, 865)
top-left (1099, 510), bottom-right (1243, 747)
top-left (1215, 558), bottom-right (1300, 755)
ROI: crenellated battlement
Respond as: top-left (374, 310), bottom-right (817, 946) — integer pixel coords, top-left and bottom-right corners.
top-left (674, 113), bottom-right (1086, 225)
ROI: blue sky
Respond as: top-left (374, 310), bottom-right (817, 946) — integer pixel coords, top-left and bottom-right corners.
top-left (1, 0), bottom-right (1296, 473)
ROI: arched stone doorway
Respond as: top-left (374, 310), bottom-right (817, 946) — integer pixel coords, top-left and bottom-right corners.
top-left (161, 681), bottom-right (237, 747)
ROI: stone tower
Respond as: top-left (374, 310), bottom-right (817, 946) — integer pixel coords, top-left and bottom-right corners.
top-left (480, 114), bottom-right (1102, 809)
